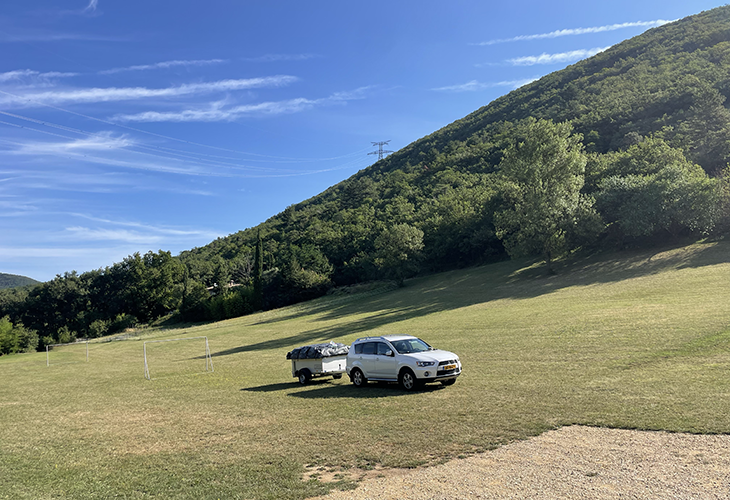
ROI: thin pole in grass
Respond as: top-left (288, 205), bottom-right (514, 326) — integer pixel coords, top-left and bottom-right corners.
top-left (143, 336), bottom-right (214, 380)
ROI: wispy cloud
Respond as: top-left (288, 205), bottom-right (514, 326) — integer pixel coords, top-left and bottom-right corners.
top-left (63, 226), bottom-right (221, 245)
top-left (113, 86), bottom-right (372, 123)
top-left (83, 0), bottom-right (99, 14)
top-left (475, 19), bottom-right (673, 45)
top-left (432, 78), bottom-right (538, 92)
top-left (0, 131), bottom-right (311, 178)
top-left (10, 132), bottom-right (133, 155)
top-left (0, 214), bottom-right (222, 275)
top-left (0, 197), bottom-right (40, 215)
top-left (99, 59), bottom-right (228, 75)
top-left (327, 86), bottom-right (372, 101)
top-left (0, 32), bottom-right (125, 42)
top-left (507, 47), bottom-right (609, 66)
top-left (0, 246), bottom-right (111, 258)
top-left (67, 214), bottom-right (222, 240)
top-left (2, 76), bottom-right (298, 106)
top-left (1, 137), bottom-right (217, 177)
top-left (60, 212), bottom-right (223, 246)
top-left (113, 98), bottom-right (316, 122)
top-left (242, 53), bottom-right (321, 62)
top-left (65, 227), bottom-right (164, 244)
top-left (0, 69), bottom-right (78, 84)
top-left (0, 169), bottom-right (137, 194)
top-left (41, 0), bottom-right (102, 18)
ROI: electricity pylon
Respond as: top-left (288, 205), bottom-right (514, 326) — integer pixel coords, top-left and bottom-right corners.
top-left (368, 141), bottom-right (394, 161)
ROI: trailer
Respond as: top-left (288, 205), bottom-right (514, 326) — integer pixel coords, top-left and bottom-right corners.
top-left (286, 342), bottom-right (349, 385)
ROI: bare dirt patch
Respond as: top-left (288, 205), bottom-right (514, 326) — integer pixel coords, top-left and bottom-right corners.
top-left (312, 426), bottom-right (730, 499)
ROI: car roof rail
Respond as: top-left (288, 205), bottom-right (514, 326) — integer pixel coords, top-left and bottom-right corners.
top-left (355, 336), bottom-right (383, 342)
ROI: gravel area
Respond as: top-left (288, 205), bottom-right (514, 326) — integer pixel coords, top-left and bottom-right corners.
top-left (314, 426), bottom-right (730, 499)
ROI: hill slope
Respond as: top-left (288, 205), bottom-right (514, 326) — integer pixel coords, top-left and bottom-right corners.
top-left (182, 6), bottom-right (730, 284)
top-left (408, 6), bottom-right (730, 170)
top-left (0, 273), bottom-right (39, 290)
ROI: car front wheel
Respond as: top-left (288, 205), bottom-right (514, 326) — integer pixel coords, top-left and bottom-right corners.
top-left (350, 368), bottom-right (366, 387)
top-left (399, 369), bottom-right (419, 391)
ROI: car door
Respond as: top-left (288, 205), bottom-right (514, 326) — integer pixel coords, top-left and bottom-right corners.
top-left (375, 341), bottom-right (397, 379)
top-left (358, 341), bottom-right (378, 377)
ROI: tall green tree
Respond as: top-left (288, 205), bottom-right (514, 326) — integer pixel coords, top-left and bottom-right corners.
top-left (494, 118), bottom-right (590, 273)
top-left (253, 231), bottom-right (264, 310)
top-left (374, 223), bottom-right (424, 286)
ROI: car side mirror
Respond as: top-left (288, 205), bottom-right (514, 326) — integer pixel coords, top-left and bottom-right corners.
top-left (386, 350), bottom-right (394, 357)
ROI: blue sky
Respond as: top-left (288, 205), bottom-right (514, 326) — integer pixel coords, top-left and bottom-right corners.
top-left (0, 0), bottom-right (724, 281)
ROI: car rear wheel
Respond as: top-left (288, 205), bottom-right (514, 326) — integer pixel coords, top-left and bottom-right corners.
top-left (298, 369), bottom-right (311, 385)
top-left (350, 368), bottom-right (366, 387)
top-left (399, 369), bottom-right (419, 391)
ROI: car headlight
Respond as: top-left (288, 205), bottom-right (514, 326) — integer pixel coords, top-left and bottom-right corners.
top-left (416, 361), bottom-right (435, 367)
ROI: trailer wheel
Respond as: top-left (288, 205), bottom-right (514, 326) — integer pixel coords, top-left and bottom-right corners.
top-left (298, 369), bottom-right (312, 385)
top-left (332, 373), bottom-right (343, 379)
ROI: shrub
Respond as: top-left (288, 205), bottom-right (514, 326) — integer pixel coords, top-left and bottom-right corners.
top-left (108, 314), bottom-right (137, 334)
top-left (0, 316), bottom-right (39, 355)
top-left (87, 319), bottom-right (109, 338)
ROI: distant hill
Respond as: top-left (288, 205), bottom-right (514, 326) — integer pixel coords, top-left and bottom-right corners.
top-left (0, 273), bottom-right (39, 290)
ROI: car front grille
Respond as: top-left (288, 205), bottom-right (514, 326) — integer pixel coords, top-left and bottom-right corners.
top-left (437, 359), bottom-right (459, 375)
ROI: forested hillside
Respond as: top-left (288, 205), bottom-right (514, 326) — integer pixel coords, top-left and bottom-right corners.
top-left (1, 6), bottom-right (729, 349)
top-left (0, 273), bottom-right (38, 290)
top-left (179, 6), bottom-right (730, 294)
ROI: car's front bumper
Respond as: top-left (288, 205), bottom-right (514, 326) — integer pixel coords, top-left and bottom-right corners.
top-left (415, 363), bottom-right (461, 382)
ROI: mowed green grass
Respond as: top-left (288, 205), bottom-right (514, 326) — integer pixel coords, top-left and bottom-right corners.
top-left (1, 241), bottom-right (729, 499)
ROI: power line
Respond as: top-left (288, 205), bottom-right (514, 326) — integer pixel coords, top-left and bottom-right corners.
top-left (368, 140), bottom-right (394, 161)
top-left (0, 115), bottom-right (372, 178)
top-left (0, 88), bottom-right (372, 163)
top-left (0, 108), bottom-right (375, 175)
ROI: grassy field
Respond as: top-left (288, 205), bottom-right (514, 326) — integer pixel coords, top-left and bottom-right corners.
top-left (1, 241), bottom-right (729, 499)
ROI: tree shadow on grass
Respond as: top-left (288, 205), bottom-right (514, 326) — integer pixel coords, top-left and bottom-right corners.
top-left (209, 241), bottom-right (730, 359)
top-left (208, 303), bottom-right (438, 357)
top-left (250, 285), bottom-right (398, 327)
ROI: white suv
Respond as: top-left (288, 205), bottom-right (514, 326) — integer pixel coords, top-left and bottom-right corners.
top-left (346, 335), bottom-right (461, 390)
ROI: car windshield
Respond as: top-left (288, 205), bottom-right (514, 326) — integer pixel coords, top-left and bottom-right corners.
top-left (391, 338), bottom-right (432, 354)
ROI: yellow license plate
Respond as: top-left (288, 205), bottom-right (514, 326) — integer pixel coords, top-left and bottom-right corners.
top-left (443, 364), bottom-right (456, 371)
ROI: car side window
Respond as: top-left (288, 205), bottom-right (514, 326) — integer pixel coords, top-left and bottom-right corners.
top-left (354, 343), bottom-right (363, 354)
top-left (361, 342), bottom-right (376, 355)
top-left (376, 342), bottom-right (391, 356)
